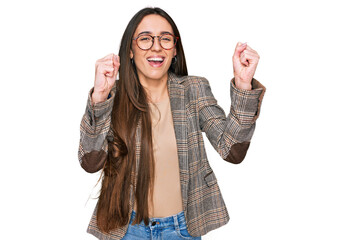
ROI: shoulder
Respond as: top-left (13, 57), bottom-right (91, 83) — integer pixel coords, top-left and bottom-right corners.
top-left (185, 75), bottom-right (209, 86)
top-left (170, 74), bottom-right (217, 107)
top-left (183, 76), bottom-right (213, 99)
top-left (170, 73), bottom-right (211, 90)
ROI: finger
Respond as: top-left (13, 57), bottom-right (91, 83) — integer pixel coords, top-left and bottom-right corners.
top-left (96, 59), bottom-right (113, 68)
top-left (111, 54), bottom-right (116, 66)
top-left (113, 54), bottom-right (120, 65)
top-left (233, 42), bottom-right (247, 58)
top-left (233, 42), bottom-right (247, 62)
top-left (240, 52), bottom-right (249, 67)
top-left (241, 54), bottom-right (258, 67)
top-left (98, 59), bottom-right (120, 70)
top-left (96, 54), bottom-right (118, 66)
top-left (112, 67), bottom-right (118, 78)
top-left (96, 62), bottom-right (114, 72)
top-left (242, 50), bottom-right (259, 59)
top-left (245, 45), bottom-right (254, 51)
top-left (112, 55), bottom-right (119, 77)
top-left (105, 71), bottom-right (114, 78)
top-left (98, 60), bottom-right (114, 67)
top-left (113, 57), bottom-right (120, 68)
top-left (242, 51), bottom-right (260, 66)
top-left (245, 45), bottom-right (260, 57)
top-left (98, 66), bottom-right (115, 75)
top-left (105, 72), bottom-right (114, 77)
top-left (246, 49), bottom-right (259, 58)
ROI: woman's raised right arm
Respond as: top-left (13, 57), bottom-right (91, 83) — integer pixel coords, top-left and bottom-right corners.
top-left (78, 54), bottom-right (120, 173)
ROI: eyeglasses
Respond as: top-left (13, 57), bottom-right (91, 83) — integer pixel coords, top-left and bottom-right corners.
top-left (133, 34), bottom-right (179, 50)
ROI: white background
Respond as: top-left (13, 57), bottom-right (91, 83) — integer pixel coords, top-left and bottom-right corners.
top-left (1, 0), bottom-right (361, 239)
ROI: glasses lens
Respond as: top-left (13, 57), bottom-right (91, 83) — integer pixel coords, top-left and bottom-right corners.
top-left (137, 35), bottom-right (153, 50)
top-left (160, 34), bottom-right (176, 49)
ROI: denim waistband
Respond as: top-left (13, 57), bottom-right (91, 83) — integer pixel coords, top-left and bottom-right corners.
top-left (129, 209), bottom-right (187, 228)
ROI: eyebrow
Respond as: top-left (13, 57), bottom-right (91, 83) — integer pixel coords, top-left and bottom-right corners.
top-left (137, 31), bottom-right (174, 36)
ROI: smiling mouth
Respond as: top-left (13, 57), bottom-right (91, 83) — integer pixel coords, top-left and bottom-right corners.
top-left (147, 57), bottom-right (165, 67)
top-left (147, 57), bottom-right (165, 63)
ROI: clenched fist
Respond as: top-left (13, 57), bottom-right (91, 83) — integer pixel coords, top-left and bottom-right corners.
top-left (92, 53), bottom-right (120, 104)
top-left (232, 42), bottom-right (260, 90)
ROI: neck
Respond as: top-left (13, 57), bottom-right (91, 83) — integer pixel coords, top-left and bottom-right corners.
top-left (139, 74), bottom-right (169, 103)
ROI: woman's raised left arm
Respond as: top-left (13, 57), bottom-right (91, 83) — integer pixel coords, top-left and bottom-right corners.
top-left (198, 43), bottom-right (266, 164)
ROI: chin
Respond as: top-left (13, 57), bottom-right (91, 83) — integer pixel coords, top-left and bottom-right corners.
top-left (146, 67), bottom-right (170, 80)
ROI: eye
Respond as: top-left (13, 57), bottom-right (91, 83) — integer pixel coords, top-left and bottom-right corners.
top-left (161, 35), bottom-right (173, 42)
top-left (139, 36), bottom-right (151, 41)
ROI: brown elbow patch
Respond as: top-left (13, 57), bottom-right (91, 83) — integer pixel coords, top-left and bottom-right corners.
top-left (225, 142), bottom-right (251, 164)
top-left (81, 150), bottom-right (107, 173)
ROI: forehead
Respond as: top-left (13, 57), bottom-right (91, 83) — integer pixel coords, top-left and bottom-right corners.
top-left (135, 14), bottom-right (173, 35)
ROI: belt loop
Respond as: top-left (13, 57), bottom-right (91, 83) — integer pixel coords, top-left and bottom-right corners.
top-left (173, 214), bottom-right (180, 232)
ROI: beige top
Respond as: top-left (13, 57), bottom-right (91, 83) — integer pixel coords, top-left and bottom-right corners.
top-left (134, 96), bottom-right (183, 218)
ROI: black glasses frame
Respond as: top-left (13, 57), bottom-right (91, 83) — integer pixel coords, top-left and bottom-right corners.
top-left (133, 34), bottom-right (179, 50)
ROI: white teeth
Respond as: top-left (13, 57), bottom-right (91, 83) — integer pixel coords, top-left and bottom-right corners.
top-left (147, 57), bottom-right (164, 62)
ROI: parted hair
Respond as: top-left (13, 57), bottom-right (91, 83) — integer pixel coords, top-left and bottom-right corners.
top-left (96, 7), bottom-right (188, 233)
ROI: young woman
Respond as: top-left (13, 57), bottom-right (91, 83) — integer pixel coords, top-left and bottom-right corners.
top-left (78, 7), bottom-right (266, 240)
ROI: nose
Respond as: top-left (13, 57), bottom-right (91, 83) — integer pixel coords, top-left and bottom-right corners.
top-left (151, 37), bottom-right (162, 51)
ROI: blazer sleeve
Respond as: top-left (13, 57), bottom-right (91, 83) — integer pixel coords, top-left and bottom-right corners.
top-left (77, 84), bottom-right (117, 173)
top-left (198, 77), bottom-right (266, 164)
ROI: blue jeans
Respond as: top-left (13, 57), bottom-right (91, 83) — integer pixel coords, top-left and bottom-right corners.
top-left (122, 210), bottom-right (202, 239)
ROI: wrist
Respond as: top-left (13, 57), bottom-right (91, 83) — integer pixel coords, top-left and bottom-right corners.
top-left (235, 79), bottom-right (252, 90)
top-left (91, 90), bottom-right (108, 104)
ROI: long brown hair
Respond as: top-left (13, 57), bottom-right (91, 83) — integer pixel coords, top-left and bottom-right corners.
top-left (96, 7), bottom-right (188, 233)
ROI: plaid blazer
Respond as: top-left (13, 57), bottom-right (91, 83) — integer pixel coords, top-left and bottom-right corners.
top-left (78, 72), bottom-right (266, 240)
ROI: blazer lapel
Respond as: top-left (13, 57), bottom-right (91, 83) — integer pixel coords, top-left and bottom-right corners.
top-left (167, 72), bottom-right (189, 213)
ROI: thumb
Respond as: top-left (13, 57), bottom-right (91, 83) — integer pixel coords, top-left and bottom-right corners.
top-left (233, 42), bottom-right (247, 63)
top-left (112, 54), bottom-right (120, 78)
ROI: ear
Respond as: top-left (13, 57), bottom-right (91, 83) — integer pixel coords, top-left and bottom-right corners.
top-left (173, 48), bottom-right (177, 58)
top-left (130, 50), bottom-right (134, 59)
